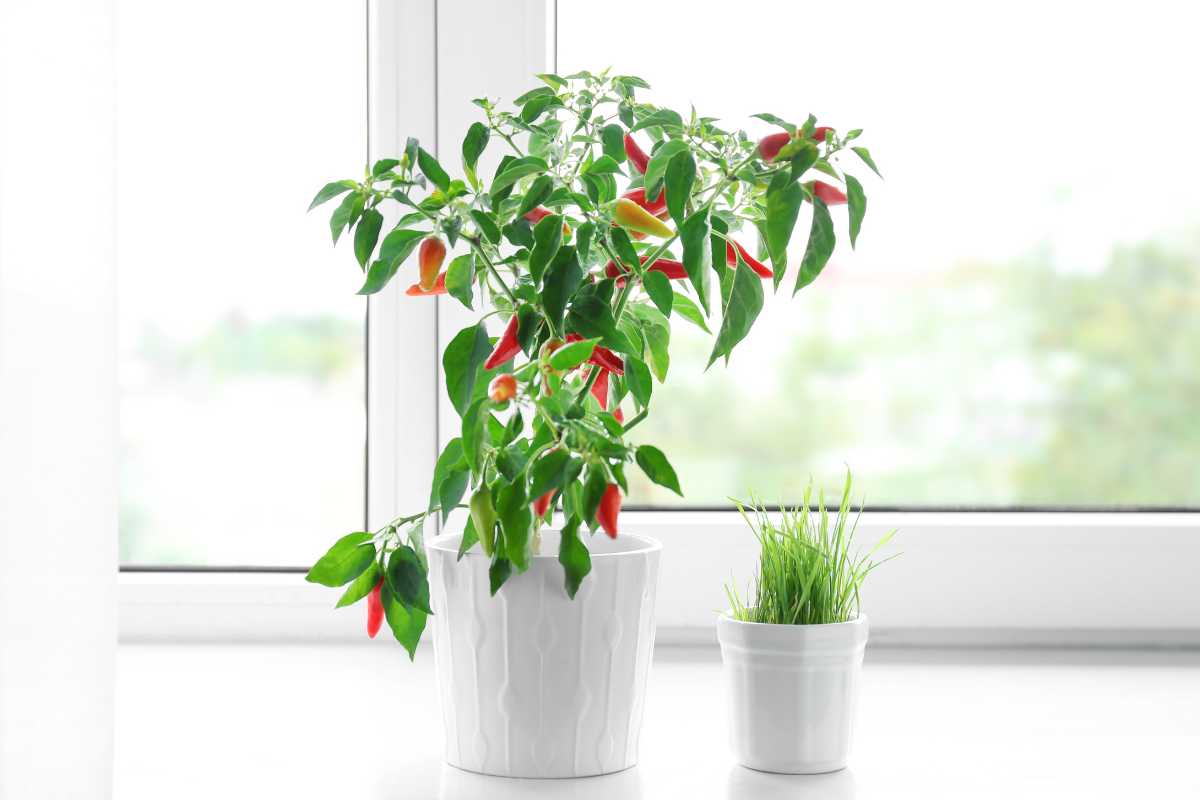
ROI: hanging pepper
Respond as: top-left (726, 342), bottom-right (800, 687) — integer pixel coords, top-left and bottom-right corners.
top-left (524, 206), bottom-right (552, 224)
top-left (532, 490), bottom-right (554, 519)
top-left (624, 133), bottom-right (650, 174)
top-left (470, 486), bottom-right (497, 556)
top-left (757, 131), bottom-right (792, 162)
top-left (418, 236), bottom-right (446, 291)
top-left (484, 314), bottom-right (521, 370)
top-left (613, 407), bottom-right (625, 425)
top-left (405, 272), bottom-right (446, 296)
top-left (810, 126), bottom-right (835, 143)
top-left (596, 483), bottom-right (621, 539)
top-left (605, 256), bottom-right (688, 282)
top-left (811, 181), bottom-right (848, 206)
top-left (613, 198), bottom-right (673, 238)
top-left (590, 368), bottom-right (610, 410)
top-left (621, 187), bottom-right (668, 218)
top-left (566, 333), bottom-right (624, 375)
top-left (488, 373), bottom-right (516, 404)
top-left (366, 580), bottom-right (384, 639)
top-left (725, 240), bottom-right (773, 279)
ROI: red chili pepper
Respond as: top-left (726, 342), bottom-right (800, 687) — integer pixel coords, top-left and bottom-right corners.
top-left (565, 334), bottom-right (624, 375)
top-left (484, 315), bottom-right (521, 370)
top-left (757, 131), bottom-right (792, 162)
top-left (591, 368), bottom-right (609, 410)
top-left (418, 236), bottom-right (446, 291)
top-left (405, 272), bottom-right (446, 296)
top-left (605, 256), bottom-right (688, 282)
top-left (725, 240), bottom-right (773, 279)
top-left (621, 187), bottom-right (668, 218)
top-left (488, 373), bottom-right (516, 404)
top-left (532, 490), bottom-right (554, 519)
top-left (524, 206), bottom-right (552, 224)
top-left (811, 126), bottom-right (835, 143)
top-left (812, 181), bottom-right (848, 206)
top-left (613, 407), bottom-right (625, 424)
top-left (596, 483), bottom-right (621, 539)
top-left (366, 580), bottom-right (384, 639)
top-left (624, 133), bottom-right (650, 174)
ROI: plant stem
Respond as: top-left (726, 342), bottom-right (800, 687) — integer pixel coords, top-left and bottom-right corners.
top-left (467, 237), bottom-right (518, 305)
top-left (621, 408), bottom-right (648, 433)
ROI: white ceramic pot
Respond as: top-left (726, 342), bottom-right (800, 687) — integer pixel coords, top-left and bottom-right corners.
top-left (426, 530), bottom-right (661, 778)
top-left (717, 614), bottom-right (868, 774)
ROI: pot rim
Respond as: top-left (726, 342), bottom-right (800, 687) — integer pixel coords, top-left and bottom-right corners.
top-left (717, 611), bottom-right (868, 630)
top-left (427, 530), bottom-right (663, 560)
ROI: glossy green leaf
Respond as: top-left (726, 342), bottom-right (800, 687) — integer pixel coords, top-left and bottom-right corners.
top-left (584, 155), bottom-right (621, 176)
top-left (353, 208), bottom-right (383, 268)
top-left (528, 213), bottom-right (563, 284)
top-left (518, 175), bottom-right (555, 216)
top-left (471, 209), bottom-right (501, 244)
top-left (567, 293), bottom-right (632, 354)
top-left (609, 228), bottom-right (639, 273)
top-left (495, 479), bottom-right (533, 571)
top-left (445, 253), bottom-right (475, 308)
top-left (558, 517), bottom-right (592, 599)
top-left (680, 209), bottom-right (711, 311)
top-left (635, 445), bottom-right (682, 495)
top-left (850, 146), bottom-right (882, 178)
top-left (329, 191), bottom-right (363, 245)
top-left (529, 449), bottom-right (571, 499)
top-left (796, 198), bottom-right (835, 293)
top-left (309, 180), bottom-right (355, 212)
top-left (462, 121), bottom-right (489, 171)
top-left (372, 158), bottom-right (400, 176)
top-left (708, 258), bottom-right (765, 368)
top-left (306, 532), bottom-right (375, 587)
top-left (642, 321), bottom-right (670, 382)
top-left (335, 561), bottom-right (380, 608)
top-left (751, 112), bottom-right (795, 133)
top-left (575, 221), bottom-right (594, 264)
top-left (491, 156), bottom-right (549, 195)
top-left (428, 437), bottom-right (465, 511)
top-left (417, 147), bottom-right (450, 192)
top-left (549, 337), bottom-right (597, 370)
top-left (643, 270), bottom-right (673, 316)
top-left (357, 227), bottom-right (426, 294)
top-left (382, 582), bottom-right (427, 660)
top-left (672, 291), bottom-right (711, 333)
top-left (764, 177), bottom-right (804, 272)
top-left (630, 108), bottom-right (683, 133)
top-left (601, 123), bottom-right (625, 163)
top-left (457, 516), bottom-right (479, 561)
top-left (581, 467), bottom-right (608, 531)
top-left (461, 396), bottom-right (489, 474)
top-left (845, 173), bottom-right (867, 248)
top-left (664, 150), bottom-right (695, 226)
top-left (643, 139), bottom-right (689, 202)
top-left (386, 545), bottom-right (432, 614)
top-left (625, 355), bottom-right (653, 409)
top-left (488, 554), bottom-right (513, 596)
top-left (443, 323), bottom-right (492, 416)
top-left (541, 245), bottom-right (582, 334)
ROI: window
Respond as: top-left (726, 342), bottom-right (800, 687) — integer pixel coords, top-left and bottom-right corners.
top-left (116, 0), bottom-right (368, 565)
top-left (559, 0), bottom-right (1200, 508)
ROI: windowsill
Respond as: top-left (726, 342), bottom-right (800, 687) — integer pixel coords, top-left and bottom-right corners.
top-left (114, 642), bottom-right (1200, 798)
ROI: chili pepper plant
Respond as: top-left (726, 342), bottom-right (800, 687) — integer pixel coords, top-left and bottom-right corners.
top-left (304, 70), bottom-right (881, 656)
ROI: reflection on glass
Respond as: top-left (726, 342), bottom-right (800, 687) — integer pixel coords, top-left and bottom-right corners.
top-left (116, 1), bottom-right (367, 563)
top-left (560, 0), bottom-right (1200, 507)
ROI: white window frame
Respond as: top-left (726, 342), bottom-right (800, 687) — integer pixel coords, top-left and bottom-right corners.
top-left (119, 0), bottom-right (1200, 647)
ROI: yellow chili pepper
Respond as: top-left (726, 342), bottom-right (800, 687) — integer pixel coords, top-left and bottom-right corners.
top-left (613, 197), bottom-right (673, 238)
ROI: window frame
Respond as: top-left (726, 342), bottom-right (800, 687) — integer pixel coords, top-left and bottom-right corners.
top-left (118, 0), bottom-right (1200, 645)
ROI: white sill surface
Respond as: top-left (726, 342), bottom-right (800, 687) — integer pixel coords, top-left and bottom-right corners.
top-left (115, 643), bottom-right (1200, 798)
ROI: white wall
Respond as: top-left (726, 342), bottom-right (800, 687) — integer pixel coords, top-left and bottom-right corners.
top-left (0, 1), bottom-right (117, 797)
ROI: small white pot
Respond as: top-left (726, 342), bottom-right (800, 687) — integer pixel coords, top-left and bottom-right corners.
top-left (717, 613), bottom-right (868, 774)
top-left (426, 530), bottom-right (661, 778)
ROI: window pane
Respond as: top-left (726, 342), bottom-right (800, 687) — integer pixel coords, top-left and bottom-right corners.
top-left (117, 1), bottom-right (366, 564)
top-left (560, 0), bottom-right (1200, 507)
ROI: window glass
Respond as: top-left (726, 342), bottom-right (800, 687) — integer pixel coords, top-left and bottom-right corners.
top-left (560, 0), bottom-right (1200, 507)
top-left (117, 0), bottom-right (366, 564)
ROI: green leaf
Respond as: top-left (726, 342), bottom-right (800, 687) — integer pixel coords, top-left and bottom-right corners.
top-left (308, 180), bottom-right (355, 212)
top-left (625, 355), bottom-right (653, 409)
top-left (845, 173), bottom-right (867, 248)
top-left (850, 146), bottom-right (882, 178)
top-left (461, 396), bottom-right (490, 474)
top-left (664, 151), bottom-right (696, 226)
top-left (462, 122), bottom-right (489, 171)
top-left (457, 516), bottom-right (479, 561)
top-left (445, 253), bottom-right (475, 308)
top-left (443, 323), bottom-right (492, 416)
top-left (581, 467), bottom-right (608, 531)
top-left (575, 222), bottom-right (594, 264)
top-left (643, 270), bottom-right (673, 316)
top-left (708, 258), bottom-right (765, 368)
top-left (609, 228), bottom-right (639, 273)
top-left (528, 214), bottom-right (563, 284)
top-left (513, 86), bottom-right (555, 106)
top-left (471, 209), bottom-right (501, 244)
top-left (488, 554), bottom-right (513, 596)
top-left (558, 517), bottom-right (592, 599)
top-left (567, 294), bottom-right (631, 354)
top-left (643, 321), bottom-right (670, 382)
top-left (417, 147), bottom-right (450, 192)
top-left (518, 175), bottom-right (555, 216)
top-left (329, 191), bottom-right (363, 245)
top-left (357, 227), bottom-right (426, 295)
top-left (549, 337), bottom-right (597, 371)
top-left (386, 545), bottom-right (432, 614)
top-left (335, 561), bottom-right (381, 608)
top-left (635, 445), bottom-right (683, 495)
top-left (541, 245), bottom-right (582, 334)
top-left (601, 124), bottom-right (625, 163)
top-left (764, 178), bottom-right (804, 272)
top-left (672, 291), bottom-right (711, 333)
top-left (502, 219), bottom-right (534, 248)
top-left (429, 438), bottom-right (467, 521)
top-left (495, 480), bottom-right (533, 571)
top-left (352, 208), bottom-right (383, 268)
top-left (372, 158), bottom-right (400, 176)
top-left (680, 209), bottom-right (711, 311)
top-left (491, 156), bottom-right (549, 195)
top-left (305, 532), bottom-right (375, 587)
top-left (751, 112), bottom-right (796, 133)
top-left (643, 140), bottom-right (690, 202)
top-left (630, 108), bottom-right (683, 133)
top-left (583, 155), bottom-right (621, 176)
top-left (381, 582), bottom-right (427, 660)
top-left (795, 199), bottom-right (835, 293)
top-left (529, 449), bottom-right (571, 499)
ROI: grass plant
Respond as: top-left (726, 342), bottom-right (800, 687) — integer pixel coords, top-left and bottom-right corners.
top-left (725, 471), bottom-right (897, 625)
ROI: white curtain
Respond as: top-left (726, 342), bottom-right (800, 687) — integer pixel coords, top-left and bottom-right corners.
top-left (1, 1), bottom-right (117, 797)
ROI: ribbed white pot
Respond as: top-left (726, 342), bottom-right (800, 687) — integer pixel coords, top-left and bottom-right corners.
top-left (717, 614), bottom-right (868, 774)
top-left (426, 531), bottom-right (661, 778)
